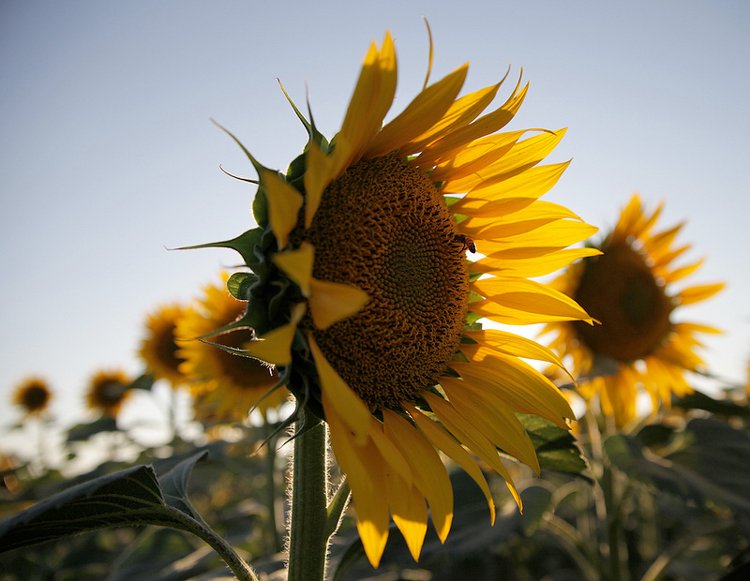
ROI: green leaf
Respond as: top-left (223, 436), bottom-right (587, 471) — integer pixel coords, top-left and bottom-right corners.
top-left (673, 389), bottom-right (750, 417)
top-left (66, 416), bottom-right (119, 442)
top-left (158, 451), bottom-right (208, 521)
top-left (519, 414), bottom-right (588, 476)
top-left (0, 464), bottom-right (170, 553)
top-left (128, 373), bottom-right (155, 391)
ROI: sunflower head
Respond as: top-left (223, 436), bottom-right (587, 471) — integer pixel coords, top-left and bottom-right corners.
top-left (85, 369), bottom-right (132, 418)
top-left (139, 303), bottom-right (189, 388)
top-left (177, 275), bottom-right (287, 423)
top-left (12, 377), bottom-right (53, 417)
top-left (192, 30), bottom-right (597, 566)
top-left (543, 194), bottom-right (724, 426)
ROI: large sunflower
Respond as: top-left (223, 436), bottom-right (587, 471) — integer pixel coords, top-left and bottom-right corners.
top-left (139, 304), bottom-right (189, 388)
top-left (202, 32), bottom-right (597, 566)
top-left (85, 369), bottom-right (132, 418)
top-left (12, 377), bottom-right (53, 417)
top-left (542, 194), bottom-right (724, 426)
top-left (176, 275), bottom-right (288, 422)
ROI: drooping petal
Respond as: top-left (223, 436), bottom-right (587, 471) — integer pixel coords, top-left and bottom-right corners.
top-left (308, 334), bottom-right (371, 444)
top-left (325, 402), bottom-right (389, 567)
top-left (385, 469), bottom-right (428, 561)
top-left (261, 170), bottom-right (303, 249)
top-left (244, 303), bottom-right (306, 366)
top-left (382, 409), bottom-right (453, 542)
top-left (272, 242), bottom-right (314, 296)
top-left (405, 402), bottom-right (497, 524)
top-left (309, 278), bottom-right (369, 330)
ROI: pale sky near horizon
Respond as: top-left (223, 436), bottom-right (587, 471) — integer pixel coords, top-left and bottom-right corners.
top-left (2, 1), bottom-right (749, 455)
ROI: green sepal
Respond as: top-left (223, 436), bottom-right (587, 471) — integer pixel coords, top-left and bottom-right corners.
top-left (252, 187), bottom-right (269, 228)
top-left (276, 79), bottom-right (329, 152)
top-left (285, 152), bottom-right (307, 190)
top-left (227, 272), bottom-right (259, 300)
top-left (174, 228), bottom-right (263, 271)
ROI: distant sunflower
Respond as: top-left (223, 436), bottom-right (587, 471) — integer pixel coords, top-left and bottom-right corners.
top-left (200, 30), bottom-right (596, 566)
top-left (85, 369), bottom-right (132, 418)
top-left (12, 377), bottom-right (52, 417)
top-left (139, 304), bottom-right (189, 388)
top-left (177, 275), bottom-right (287, 422)
top-left (543, 194), bottom-right (724, 426)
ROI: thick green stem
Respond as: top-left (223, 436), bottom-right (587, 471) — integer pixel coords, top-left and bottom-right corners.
top-left (287, 409), bottom-right (329, 581)
top-left (264, 421), bottom-right (282, 554)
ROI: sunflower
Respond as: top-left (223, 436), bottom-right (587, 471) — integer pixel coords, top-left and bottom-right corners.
top-left (85, 369), bottom-right (132, 418)
top-left (542, 194), bottom-right (724, 427)
top-left (12, 377), bottom-right (53, 417)
top-left (197, 30), bottom-right (597, 566)
top-left (176, 275), bottom-right (288, 422)
top-left (139, 304), bottom-right (189, 388)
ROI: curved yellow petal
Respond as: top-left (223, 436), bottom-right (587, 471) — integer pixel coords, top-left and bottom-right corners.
top-left (475, 247), bottom-right (602, 278)
top-left (473, 277), bottom-right (593, 323)
top-left (309, 278), bottom-right (369, 330)
top-left (385, 470), bottom-right (428, 562)
top-left (261, 170), bottom-right (303, 249)
top-left (365, 63), bottom-right (469, 158)
top-left (308, 334), bottom-right (371, 444)
top-left (368, 420), bottom-right (413, 486)
top-left (244, 303), bottom-right (306, 366)
top-left (272, 242), bottom-right (314, 296)
top-left (423, 393), bottom-right (522, 509)
top-left (440, 376), bottom-right (540, 473)
top-left (382, 409), bottom-right (453, 542)
top-left (325, 403), bottom-right (389, 567)
top-left (677, 282), bottom-right (725, 305)
top-left (303, 143), bottom-right (334, 228)
top-left (451, 355), bottom-right (573, 426)
top-left (405, 402), bottom-right (497, 525)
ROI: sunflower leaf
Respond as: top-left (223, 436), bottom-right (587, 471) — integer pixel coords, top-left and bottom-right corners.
top-left (518, 414), bottom-right (588, 476)
top-left (66, 416), bottom-right (119, 442)
top-left (128, 373), bottom-right (155, 391)
top-left (673, 389), bottom-right (750, 417)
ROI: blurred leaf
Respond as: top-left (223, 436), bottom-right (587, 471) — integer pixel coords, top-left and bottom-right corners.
top-left (66, 416), bottom-right (119, 442)
top-left (605, 420), bottom-right (750, 525)
top-left (128, 373), bottom-right (155, 392)
top-left (519, 414), bottom-right (588, 476)
top-left (636, 423), bottom-right (676, 447)
top-left (673, 390), bottom-right (750, 417)
top-left (158, 451), bottom-right (208, 522)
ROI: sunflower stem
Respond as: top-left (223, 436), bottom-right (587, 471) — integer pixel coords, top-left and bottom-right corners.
top-left (264, 419), bottom-right (282, 554)
top-left (287, 408), bottom-right (329, 581)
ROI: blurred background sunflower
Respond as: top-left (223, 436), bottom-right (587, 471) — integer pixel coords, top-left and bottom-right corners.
top-left (177, 275), bottom-right (288, 424)
top-left (11, 377), bottom-right (53, 418)
top-left (84, 369), bottom-right (132, 418)
top-left (542, 194), bottom-right (725, 426)
top-left (138, 304), bottom-right (189, 389)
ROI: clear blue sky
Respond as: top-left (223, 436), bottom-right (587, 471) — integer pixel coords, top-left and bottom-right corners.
top-left (2, 1), bottom-right (748, 442)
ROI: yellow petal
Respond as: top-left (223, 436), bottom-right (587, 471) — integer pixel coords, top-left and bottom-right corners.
top-left (405, 402), bottom-right (497, 525)
top-left (336, 33), bottom-right (397, 167)
top-left (303, 143), bottom-right (334, 228)
top-left (473, 277), bottom-right (594, 323)
top-left (440, 376), bottom-right (540, 473)
top-left (382, 409), bottom-right (453, 542)
top-left (368, 420), bottom-right (413, 486)
top-left (401, 82), bottom-right (501, 155)
top-left (385, 470), bottom-right (428, 562)
top-left (451, 355), bottom-right (573, 426)
top-left (423, 393), bottom-right (522, 509)
top-left (677, 282), bottom-right (725, 305)
top-left (308, 278), bottom-right (369, 330)
top-left (272, 242), bottom-right (314, 296)
top-left (244, 303), bottom-right (306, 366)
top-left (325, 404), bottom-right (389, 567)
top-left (462, 328), bottom-right (572, 381)
top-left (443, 128), bottom-right (568, 193)
top-left (474, 247), bottom-right (602, 277)
top-left (417, 83), bottom-right (528, 168)
top-left (308, 334), bottom-right (371, 444)
top-left (261, 170), bottom-right (303, 249)
top-left (366, 63), bottom-right (469, 158)
top-left (431, 130), bottom-right (524, 182)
